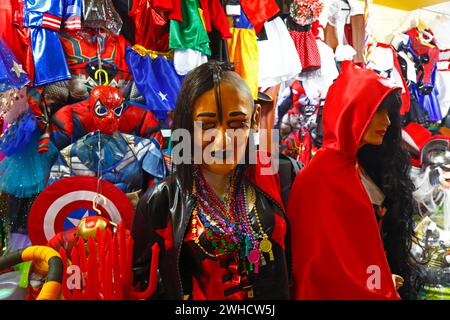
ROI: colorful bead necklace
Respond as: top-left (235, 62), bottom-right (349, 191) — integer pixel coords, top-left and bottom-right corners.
top-left (191, 165), bottom-right (274, 274)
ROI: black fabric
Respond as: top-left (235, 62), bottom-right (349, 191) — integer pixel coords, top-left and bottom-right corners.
top-left (132, 174), bottom-right (291, 300)
top-left (112, 0), bottom-right (135, 44)
top-left (403, 93), bottom-right (432, 127)
top-left (208, 28), bottom-right (230, 63)
top-left (278, 154), bottom-right (301, 208)
top-left (47, 256), bottom-right (64, 283)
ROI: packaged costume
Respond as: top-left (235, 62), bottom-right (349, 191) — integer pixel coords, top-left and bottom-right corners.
top-left (257, 17), bottom-right (302, 89)
top-left (287, 62), bottom-right (400, 299)
top-left (82, 0), bottom-right (123, 35)
top-left (407, 132), bottom-right (450, 299)
top-left (23, 0), bottom-right (82, 86)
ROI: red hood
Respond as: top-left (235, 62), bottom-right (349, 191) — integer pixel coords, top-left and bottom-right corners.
top-left (287, 62), bottom-right (400, 300)
top-left (323, 61), bottom-right (401, 160)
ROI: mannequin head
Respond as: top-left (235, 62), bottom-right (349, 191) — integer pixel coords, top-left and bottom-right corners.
top-left (173, 61), bottom-right (260, 189)
top-left (357, 89), bottom-right (421, 299)
top-left (359, 91), bottom-right (399, 149)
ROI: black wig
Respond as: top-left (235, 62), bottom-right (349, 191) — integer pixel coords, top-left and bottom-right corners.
top-left (172, 61), bottom-right (254, 191)
top-left (357, 89), bottom-right (424, 299)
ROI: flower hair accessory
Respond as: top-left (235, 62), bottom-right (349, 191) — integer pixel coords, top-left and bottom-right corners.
top-left (289, 0), bottom-right (324, 26)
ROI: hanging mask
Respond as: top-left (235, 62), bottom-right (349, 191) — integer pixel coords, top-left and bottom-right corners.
top-left (89, 85), bottom-right (124, 134)
top-left (422, 138), bottom-right (450, 172)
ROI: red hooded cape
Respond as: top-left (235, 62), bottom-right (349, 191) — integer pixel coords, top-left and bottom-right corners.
top-left (287, 62), bottom-right (400, 300)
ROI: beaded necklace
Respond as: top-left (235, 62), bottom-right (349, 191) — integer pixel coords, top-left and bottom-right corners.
top-left (191, 165), bottom-right (274, 274)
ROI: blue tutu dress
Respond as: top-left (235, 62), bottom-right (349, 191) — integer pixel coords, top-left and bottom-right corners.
top-left (0, 129), bottom-right (58, 198)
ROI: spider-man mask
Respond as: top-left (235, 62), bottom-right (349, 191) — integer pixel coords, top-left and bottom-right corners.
top-left (89, 86), bottom-right (124, 134)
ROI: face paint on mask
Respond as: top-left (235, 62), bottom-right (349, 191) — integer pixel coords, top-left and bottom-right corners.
top-left (89, 85), bottom-right (124, 134)
top-left (422, 139), bottom-right (450, 172)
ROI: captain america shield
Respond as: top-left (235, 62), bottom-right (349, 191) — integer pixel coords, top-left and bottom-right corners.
top-left (28, 176), bottom-right (134, 245)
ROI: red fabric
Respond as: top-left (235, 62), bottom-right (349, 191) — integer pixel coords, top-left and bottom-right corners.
top-left (287, 62), bottom-right (400, 300)
top-left (0, 0), bottom-right (34, 82)
top-left (129, 0), bottom-right (170, 51)
top-left (169, 0), bottom-right (183, 21)
top-left (240, 0), bottom-right (279, 34)
top-left (154, 0), bottom-right (173, 11)
top-left (344, 23), bottom-right (353, 46)
top-left (245, 151), bottom-right (284, 212)
top-left (289, 30), bottom-right (321, 72)
top-left (199, 0), bottom-right (232, 39)
top-left (51, 99), bottom-right (161, 143)
top-left (300, 131), bottom-right (312, 165)
top-left (60, 29), bottom-right (131, 74)
top-left (406, 28), bottom-right (440, 87)
top-left (291, 80), bottom-right (305, 109)
top-left (184, 218), bottom-right (247, 300)
top-left (403, 122), bottom-right (432, 153)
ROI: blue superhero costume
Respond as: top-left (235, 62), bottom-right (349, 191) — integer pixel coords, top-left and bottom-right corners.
top-left (48, 131), bottom-right (166, 194)
top-left (23, 0), bottom-right (82, 86)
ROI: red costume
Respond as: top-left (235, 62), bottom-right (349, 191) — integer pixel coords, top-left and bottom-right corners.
top-left (287, 62), bottom-right (400, 300)
top-left (240, 0), bottom-right (279, 34)
top-left (129, 0), bottom-right (170, 51)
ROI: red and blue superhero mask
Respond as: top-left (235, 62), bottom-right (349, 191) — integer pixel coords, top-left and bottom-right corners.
top-left (89, 85), bottom-right (124, 134)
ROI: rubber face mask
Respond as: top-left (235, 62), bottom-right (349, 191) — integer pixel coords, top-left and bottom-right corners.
top-left (422, 139), bottom-right (450, 172)
top-left (89, 85), bottom-right (124, 134)
top-left (192, 80), bottom-right (258, 176)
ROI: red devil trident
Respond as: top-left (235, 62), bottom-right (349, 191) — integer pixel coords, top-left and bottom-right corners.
top-left (60, 223), bottom-right (159, 300)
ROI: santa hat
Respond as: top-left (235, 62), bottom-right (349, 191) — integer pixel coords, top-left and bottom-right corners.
top-left (402, 122), bottom-right (432, 167)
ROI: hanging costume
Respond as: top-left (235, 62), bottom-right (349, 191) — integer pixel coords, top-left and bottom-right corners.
top-left (23, 0), bottom-right (82, 86)
top-left (50, 85), bottom-right (162, 150)
top-left (257, 16), bottom-right (302, 89)
top-left (132, 156), bottom-right (290, 300)
top-left (129, 0), bottom-right (170, 52)
top-left (287, 62), bottom-right (400, 299)
top-left (169, 0), bottom-right (211, 56)
top-left (405, 28), bottom-right (442, 122)
top-left (45, 29), bottom-right (134, 109)
top-left (48, 131), bottom-right (166, 194)
top-left (227, 11), bottom-right (259, 99)
top-left (367, 43), bottom-right (411, 115)
top-left (82, 0), bottom-right (123, 35)
top-left (287, 0), bottom-right (324, 75)
top-left (125, 46), bottom-right (184, 121)
top-left (240, 0), bottom-right (279, 34)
